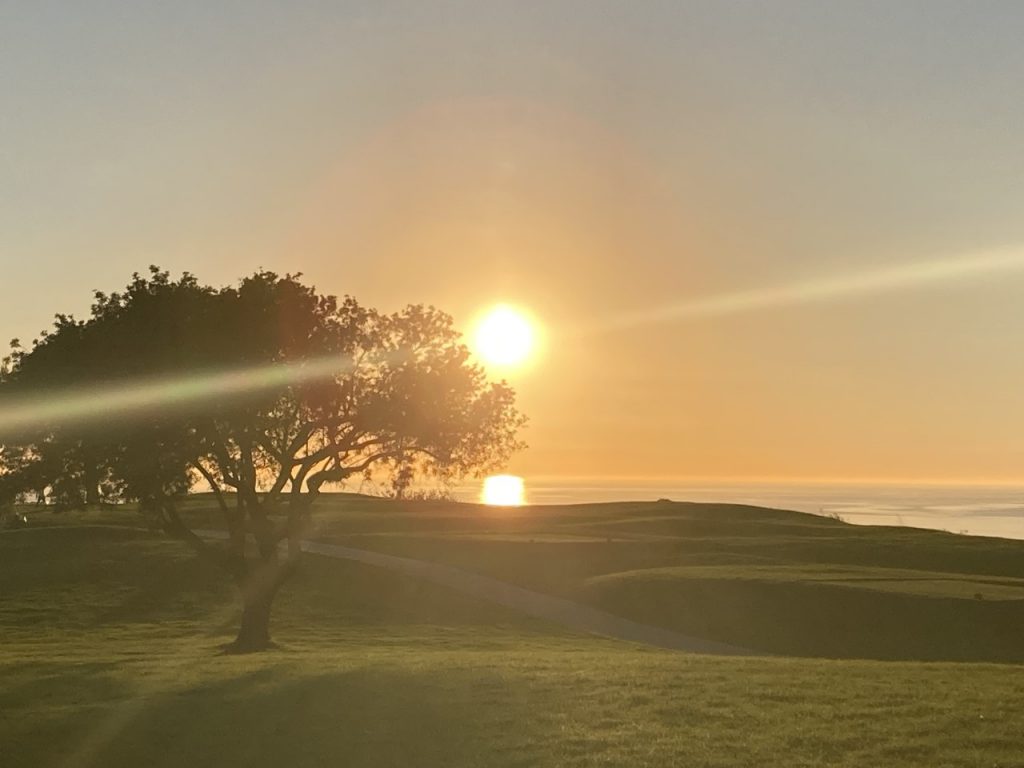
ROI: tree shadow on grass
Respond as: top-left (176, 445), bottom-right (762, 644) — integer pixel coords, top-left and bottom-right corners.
top-left (77, 666), bottom-right (545, 768)
top-left (1, 660), bottom-right (132, 714)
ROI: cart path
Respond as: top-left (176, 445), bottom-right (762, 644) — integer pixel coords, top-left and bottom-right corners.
top-left (199, 529), bottom-right (752, 656)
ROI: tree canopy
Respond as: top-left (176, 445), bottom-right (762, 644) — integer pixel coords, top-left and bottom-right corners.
top-left (0, 267), bottom-right (526, 650)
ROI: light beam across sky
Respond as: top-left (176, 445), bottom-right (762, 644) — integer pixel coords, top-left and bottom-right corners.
top-left (581, 245), bottom-right (1024, 336)
top-left (0, 355), bottom-right (363, 437)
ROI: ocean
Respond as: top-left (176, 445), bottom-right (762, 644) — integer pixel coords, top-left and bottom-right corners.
top-left (456, 479), bottom-right (1024, 541)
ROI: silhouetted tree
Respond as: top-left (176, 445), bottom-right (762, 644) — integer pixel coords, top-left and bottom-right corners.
top-left (0, 267), bottom-right (526, 651)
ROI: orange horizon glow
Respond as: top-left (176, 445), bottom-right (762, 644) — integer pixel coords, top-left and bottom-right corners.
top-left (7, 7), bottom-right (1024, 488)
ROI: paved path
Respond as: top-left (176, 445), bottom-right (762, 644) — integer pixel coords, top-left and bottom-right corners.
top-left (199, 530), bottom-right (752, 656)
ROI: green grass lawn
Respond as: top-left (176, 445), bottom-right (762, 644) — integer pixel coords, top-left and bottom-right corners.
top-left (4, 515), bottom-right (1024, 767)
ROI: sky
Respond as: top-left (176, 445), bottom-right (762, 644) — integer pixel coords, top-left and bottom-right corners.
top-left (4, 1), bottom-right (1024, 484)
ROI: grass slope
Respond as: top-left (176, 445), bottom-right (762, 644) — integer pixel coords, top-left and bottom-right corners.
top-left (238, 494), bottom-right (1024, 662)
top-left (4, 521), bottom-right (1024, 767)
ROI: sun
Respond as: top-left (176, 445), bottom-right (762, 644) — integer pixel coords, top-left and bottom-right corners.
top-left (481, 475), bottom-right (525, 506)
top-left (472, 305), bottom-right (537, 368)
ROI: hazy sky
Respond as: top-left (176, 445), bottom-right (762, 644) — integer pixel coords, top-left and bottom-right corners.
top-left (5, 1), bottom-right (1024, 483)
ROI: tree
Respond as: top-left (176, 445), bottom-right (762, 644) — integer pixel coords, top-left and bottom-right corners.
top-left (0, 267), bottom-right (526, 651)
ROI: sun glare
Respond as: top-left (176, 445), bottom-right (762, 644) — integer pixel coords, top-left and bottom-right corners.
top-left (481, 475), bottom-right (525, 506)
top-left (472, 305), bottom-right (536, 368)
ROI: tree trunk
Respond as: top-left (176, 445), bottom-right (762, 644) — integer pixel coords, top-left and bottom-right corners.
top-left (225, 555), bottom-right (296, 654)
top-left (228, 590), bottom-right (275, 653)
top-left (222, 489), bottom-right (300, 654)
top-left (83, 461), bottom-right (101, 506)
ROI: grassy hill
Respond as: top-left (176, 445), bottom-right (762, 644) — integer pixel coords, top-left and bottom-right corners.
top-left (5, 499), bottom-right (1024, 766)
top-left (236, 494), bottom-right (1024, 662)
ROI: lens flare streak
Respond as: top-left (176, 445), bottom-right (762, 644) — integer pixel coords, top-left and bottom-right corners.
top-left (0, 355), bottom-right (361, 436)
top-left (587, 246), bottom-right (1024, 334)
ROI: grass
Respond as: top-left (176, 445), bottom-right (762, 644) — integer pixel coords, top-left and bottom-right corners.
top-left (5, 500), bottom-right (1024, 766)
top-left (261, 495), bottom-right (1024, 662)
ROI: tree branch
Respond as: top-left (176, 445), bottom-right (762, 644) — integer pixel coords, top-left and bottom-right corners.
top-left (156, 497), bottom-right (247, 581)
